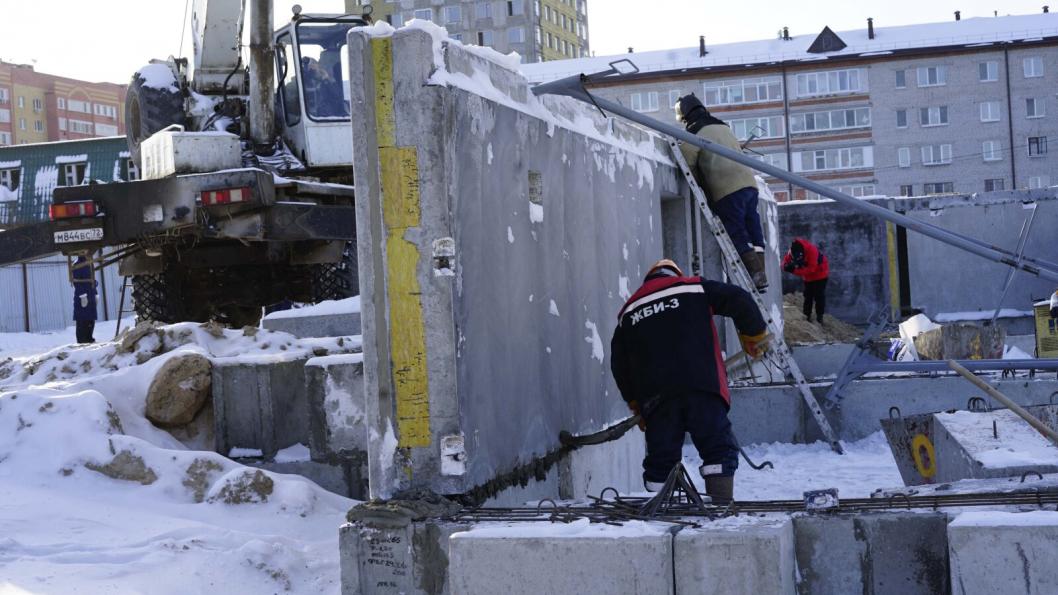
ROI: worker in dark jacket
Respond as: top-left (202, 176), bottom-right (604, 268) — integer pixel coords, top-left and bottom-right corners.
top-left (675, 94), bottom-right (768, 291)
top-left (610, 259), bottom-right (768, 501)
top-left (782, 238), bottom-right (830, 323)
top-left (72, 255), bottom-right (98, 344)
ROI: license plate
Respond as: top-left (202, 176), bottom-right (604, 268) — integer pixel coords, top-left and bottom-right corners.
top-left (54, 228), bottom-right (104, 244)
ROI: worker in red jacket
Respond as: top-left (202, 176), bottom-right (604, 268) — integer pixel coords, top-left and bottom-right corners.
top-left (610, 259), bottom-right (768, 501)
top-left (782, 238), bottom-right (830, 323)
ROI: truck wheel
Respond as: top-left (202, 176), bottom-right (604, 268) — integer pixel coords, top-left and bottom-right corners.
top-left (125, 64), bottom-right (186, 169)
top-left (132, 272), bottom-right (187, 324)
top-left (311, 242), bottom-right (358, 302)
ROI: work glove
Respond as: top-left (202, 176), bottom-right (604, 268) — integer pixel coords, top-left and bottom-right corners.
top-left (79, 294), bottom-right (89, 308)
top-left (738, 331), bottom-right (770, 360)
top-left (627, 400), bottom-right (646, 431)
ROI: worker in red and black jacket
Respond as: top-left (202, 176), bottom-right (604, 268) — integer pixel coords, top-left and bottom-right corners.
top-left (782, 238), bottom-right (830, 324)
top-left (610, 259), bottom-right (768, 501)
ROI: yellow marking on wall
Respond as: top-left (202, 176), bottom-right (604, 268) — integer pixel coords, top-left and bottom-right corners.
top-left (372, 37), bottom-right (430, 448)
top-left (911, 433), bottom-right (937, 479)
top-left (886, 222), bottom-right (900, 321)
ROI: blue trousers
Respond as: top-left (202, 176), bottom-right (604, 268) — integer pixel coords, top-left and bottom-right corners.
top-left (710, 186), bottom-right (765, 255)
top-left (642, 392), bottom-right (739, 483)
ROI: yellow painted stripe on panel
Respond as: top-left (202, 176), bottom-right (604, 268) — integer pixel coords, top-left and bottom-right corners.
top-left (372, 35), bottom-right (430, 448)
top-left (886, 222), bottom-right (900, 320)
top-left (371, 37), bottom-right (396, 148)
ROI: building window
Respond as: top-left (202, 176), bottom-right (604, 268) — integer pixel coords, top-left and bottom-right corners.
top-left (630, 92), bottom-right (659, 113)
top-left (789, 107), bottom-right (870, 134)
top-left (1026, 97), bottom-right (1046, 118)
top-left (508, 0), bottom-right (524, 16)
top-left (544, 5), bottom-right (551, 21)
top-left (33, 120), bottom-right (43, 132)
top-left (63, 163), bottom-right (87, 186)
top-left (793, 146), bottom-right (873, 172)
top-left (57, 97), bottom-right (65, 110)
top-left (0, 88), bottom-right (8, 104)
top-left (924, 182), bottom-right (953, 195)
top-left (17, 96), bottom-right (24, 108)
top-left (837, 184), bottom-right (876, 197)
top-left (984, 178), bottom-right (1004, 192)
top-left (919, 106), bottom-right (949, 127)
top-left (413, 8), bottom-right (432, 21)
top-left (95, 123), bottom-right (118, 136)
top-left (58, 117), bottom-right (67, 130)
top-left (508, 27), bottom-right (525, 43)
top-left (979, 101), bottom-right (1001, 122)
top-left (1028, 136), bottom-right (1048, 156)
top-left (1024, 56), bottom-right (1043, 78)
top-left (668, 90), bottom-right (681, 112)
top-left (895, 109), bottom-right (907, 128)
top-left (535, 26), bottom-right (542, 44)
top-left (979, 61), bottom-right (999, 82)
top-left (728, 115), bottom-right (785, 141)
top-left (898, 147), bottom-right (911, 168)
top-left (703, 76), bottom-right (783, 106)
top-left (1028, 175), bottom-right (1050, 189)
top-left (0, 168), bottom-right (19, 191)
top-left (18, 118), bottom-right (25, 130)
top-left (444, 6), bottom-right (461, 24)
top-left (794, 68), bottom-right (867, 98)
top-left (0, 108), bottom-right (8, 123)
top-left (895, 70), bottom-right (906, 88)
top-left (32, 98), bottom-right (43, 112)
top-left (749, 152), bottom-right (788, 171)
top-left (477, 30), bottom-right (494, 45)
top-left (69, 119), bottom-right (93, 134)
top-left (982, 140), bottom-right (1002, 161)
top-left (0, 132), bottom-right (11, 145)
top-left (68, 99), bottom-right (91, 113)
top-left (921, 144), bottom-right (953, 165)
top-left (546, 32), bottom-right (553, 49)
top-left (917, 66), bottom-right (947, 87)
top-left (899, 184), bottom-right (914, 197)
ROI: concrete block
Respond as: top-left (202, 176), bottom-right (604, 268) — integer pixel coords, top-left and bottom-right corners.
top-left (791, 343), bottom-right (855, 380)
top-left (304, 355), bottom-right (367, 461)
top-left (211, 357), bottom-right (310, 459)
top-left (729, 384), bottom-right (806, 445)
top-left (340, 519), bottom-right (466, 595)
top-left (675, 517), bottom-right (795, 595)
top-left (948, 511), bottom-right (1058, 595)
top-left (560, 421), bottom-right (647, 500)
top-left (447, 525), bottom-right (674, 595)
top-left (914, 323), bottom-right (1004, 360)
top-left (793, 512), bottom-right (950, 595)
top-left (262, 311), bottom-right (361, 339)
top-left (251, 459), bottom-right (365, 500)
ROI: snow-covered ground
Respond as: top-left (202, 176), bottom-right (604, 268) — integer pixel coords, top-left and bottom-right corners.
top-left (0, 318), bottom-right (133, 359)
top-left (0, 322), bottom-right (359, 594)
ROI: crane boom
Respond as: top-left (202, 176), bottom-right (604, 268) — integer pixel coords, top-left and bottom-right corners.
top-left (190, 0), bottom-right (247, 93)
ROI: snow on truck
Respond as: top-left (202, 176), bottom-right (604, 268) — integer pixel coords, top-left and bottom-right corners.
top-left (0, 1), bottom-right (369, 326)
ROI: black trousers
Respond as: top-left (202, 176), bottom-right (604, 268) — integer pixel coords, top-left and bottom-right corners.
top-left (803, 279), bottom-right (828, 321)
top-left (643, 393), bottom-right (739, 483)
top-left (76, 320), bottom-right (95, 344)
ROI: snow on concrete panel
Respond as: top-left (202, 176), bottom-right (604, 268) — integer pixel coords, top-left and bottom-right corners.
top-left (949, 511), bottom-right (1058, 595)
top-left (935, 409), bottom-right (1058, 470)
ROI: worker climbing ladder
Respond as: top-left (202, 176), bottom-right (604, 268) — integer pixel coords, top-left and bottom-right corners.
top-left (669, 142), bottom-right (845, 454)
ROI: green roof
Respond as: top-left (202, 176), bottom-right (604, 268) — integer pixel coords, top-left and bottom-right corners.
top-left (0, 136), bottom-right (131, 227)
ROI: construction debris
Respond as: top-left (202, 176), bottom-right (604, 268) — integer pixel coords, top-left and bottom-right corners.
top-left (781, 293), bottom-right (862, 345)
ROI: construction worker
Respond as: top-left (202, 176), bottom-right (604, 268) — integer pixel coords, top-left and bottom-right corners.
top-left (675, 94), bottom-right (768, 291)
top-left (610, 259), bottom-right (768, 501)
top-left (782, 238), bottom-right (830, 323)
top-left (72, 255), bottom-right (98, 344)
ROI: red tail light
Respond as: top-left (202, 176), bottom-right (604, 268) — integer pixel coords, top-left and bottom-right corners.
top-left (199, 187), bottom-right (252, 206)
top-left (49, 201), bottom-right (97, 220)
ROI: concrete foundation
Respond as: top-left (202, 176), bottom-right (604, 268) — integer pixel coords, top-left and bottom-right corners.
top-left (261, 312), bottom-right (361, 339)
top-left (948, 511), bottom-right (1058, 595)
top-left (211, 356), bottom-right (311, 458)
top-left (675, 518), bottom-right (795, 595)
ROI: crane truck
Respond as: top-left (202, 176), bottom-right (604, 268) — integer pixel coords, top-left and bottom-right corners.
top-left (0, 0), bottom-right (369, 326)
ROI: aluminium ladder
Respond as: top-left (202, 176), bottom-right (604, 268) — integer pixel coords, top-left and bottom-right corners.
top-left (669, 141), bottom-right (844, 454)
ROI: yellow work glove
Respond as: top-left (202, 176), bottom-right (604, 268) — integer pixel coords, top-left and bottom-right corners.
top-left (738, 331), bottom-right (770, 360)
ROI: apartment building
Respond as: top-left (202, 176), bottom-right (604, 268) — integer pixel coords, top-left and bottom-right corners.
top-left (522, 11), bottom-right (1058, 200)
top-left (345, 0), bottom-right (589, 62)
top-left (0, 61), bottom-right (126, 148)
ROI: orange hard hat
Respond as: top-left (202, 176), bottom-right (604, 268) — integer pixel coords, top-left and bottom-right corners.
top-left (646, 258), bottom-right (684, 278)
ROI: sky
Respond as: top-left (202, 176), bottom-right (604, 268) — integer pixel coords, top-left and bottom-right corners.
top-left (0, 0), bottom-right (1053, 84)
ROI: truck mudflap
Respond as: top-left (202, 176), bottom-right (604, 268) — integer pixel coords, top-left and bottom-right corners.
top-left (0, 219), bottom-right (59, 265)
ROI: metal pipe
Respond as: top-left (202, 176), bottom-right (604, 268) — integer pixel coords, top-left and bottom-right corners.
top-left (948, 360), bottom-right (1058, 446)
top-left (248, 0), bottom-right (276, 147)
top-left (531, 72), bottom-right (1058, 283)
top-left (990, 203), bottom-right (1038, 325)
top-left (847, 358), bottom-right (1058, 374)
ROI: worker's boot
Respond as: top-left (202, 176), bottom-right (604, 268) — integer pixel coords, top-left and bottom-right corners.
top-left (703, 475), bottom-right (734, 502)
top-left (739, 250), bottom-right (769, 292)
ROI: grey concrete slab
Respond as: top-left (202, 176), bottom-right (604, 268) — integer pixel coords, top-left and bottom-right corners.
top-left (447, 528), bottom-right (674, 595)
top-left (791, 343), bottom-right (856, 380)
top-left (675, 517), bottom-right (795, 595)
top-left (948, 512), bottom-right (1058, 595)
top-left (340, 519), bottom-right (467, 595)
top-left (304, 355), bottom-right (367, 462)
top-left (261, 312), bottom-right (361, 339)
top-left (793, 512), bottom-right (951, 595)
top-left (729, 384), bottom-right (806, 445)
top-left (211, 356), bottom-right (310, 459)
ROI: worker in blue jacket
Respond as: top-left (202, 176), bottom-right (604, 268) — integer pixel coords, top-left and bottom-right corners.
top-left (72, 255), bottom-right (98, 344)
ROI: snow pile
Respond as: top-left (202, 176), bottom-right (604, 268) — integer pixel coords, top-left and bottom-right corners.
top-left (935, 409), bottom-right (1058, 469)
top-left (452, 517), bottom-right (671, 539)
top-left (0, 322), bottom-right (358, 593)
top-left (950, 510), bottom-right (1058, 527)
top-left (262, 296), bottom-right (361, 321)
top-left (136, 63), bottom-right (179, 91)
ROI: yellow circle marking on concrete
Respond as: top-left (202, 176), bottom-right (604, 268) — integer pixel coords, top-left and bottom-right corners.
top-left (911, 433), bottom-right (937, 479)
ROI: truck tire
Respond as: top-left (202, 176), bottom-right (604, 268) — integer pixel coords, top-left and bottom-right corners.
top-left (132, 272), bottom-right (188, 324)
top-left (311, 242), bottom-right (358, 302)
top-left (125, 65), bottom-right (186, 169)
